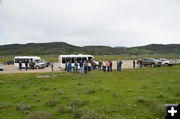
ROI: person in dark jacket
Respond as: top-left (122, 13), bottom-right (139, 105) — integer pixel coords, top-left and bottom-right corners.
top-left (25, 61), bottom-right (28, 71)
top-left (68, 61), bottom-right (72, 72)
top-left (119, 60), bottom-right (122, 71)
top-left (116, 61), bottom-right (119, 71)
top-left (84, 60), bottom-right (88, 74)
top-left (110, 60), bottom-right (112, 72)
top-left (19, 61), bottom-right (22, 71)
top-left (74, 61), bottom-right (78, 73)
top-left (133, 60), bottom-right (136, 68)
top-left (79, 60), bottom-right (84, 73)
top-left (50, 62), bottom-right (54, 72)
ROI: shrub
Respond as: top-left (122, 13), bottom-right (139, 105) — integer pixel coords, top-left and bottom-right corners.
top-left (16, 103), bottom-right (32, 112)
top-left (58, 89), bottom-right (65, 96)
top-left (112, 92), bottom-right (118, 98)
top-left (85, 88), bottom-right (96, 94)
top-left (46, 99), bottom-right (59, 107)
top-left (69, 99), bottom-right (89, 109)
top-left (81, 110), bottom-right (108, 119)
top-left (137, 97), bottom-right (152, 105)
top-left (0, 102), bottom-right (11, 110)
top-left (72, 108), bottom-right (84, 119)
top-left (57, 104), bottom-right (71, 114)
top-left (28, 111), bottom-right (53, 119)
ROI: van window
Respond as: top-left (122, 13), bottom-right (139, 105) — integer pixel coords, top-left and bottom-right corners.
top-left (62, 57), bottom-right (66, 63)
top-left (15, 58), bottom-right (19, 63)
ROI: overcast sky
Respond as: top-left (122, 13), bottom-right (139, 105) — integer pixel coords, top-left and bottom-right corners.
top-left (0, 0), bottom-right (180, 47)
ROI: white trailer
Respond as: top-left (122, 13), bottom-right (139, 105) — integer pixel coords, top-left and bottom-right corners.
top-left (59, 54), bottom-right (94, 69)
top-left (14, 56), bottom-right (45, 69)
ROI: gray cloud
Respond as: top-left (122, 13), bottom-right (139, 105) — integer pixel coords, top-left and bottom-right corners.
top-left (0, 0), bottom-right (180, 47)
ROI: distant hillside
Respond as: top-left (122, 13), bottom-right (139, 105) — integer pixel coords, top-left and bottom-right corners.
top-left (0, 42), bottom-right (179, 55)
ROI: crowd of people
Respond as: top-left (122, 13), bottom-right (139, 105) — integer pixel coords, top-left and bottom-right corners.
top-left (17, 59), bottom-right (141, 73)
top-left (65, 60), bottom-right (123, 74)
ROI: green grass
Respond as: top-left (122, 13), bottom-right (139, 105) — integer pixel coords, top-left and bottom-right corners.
top-left (0, 66), bottom-right (180, 119)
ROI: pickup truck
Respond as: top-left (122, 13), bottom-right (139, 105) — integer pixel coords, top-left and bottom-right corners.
top-left (141, 58), bottom-right (161, 67)
top-left (158, 58), bottom-right (173, 66)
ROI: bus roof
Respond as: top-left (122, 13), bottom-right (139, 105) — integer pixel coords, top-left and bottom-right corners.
top-left (59, 54), bottom-right (93, 57)
top-left (14, 56), bottom-right (41, 59)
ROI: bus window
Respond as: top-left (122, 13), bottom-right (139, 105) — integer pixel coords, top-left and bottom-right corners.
top-left (77, 57), bottom-right (82, 63)
top-left (66, 57), bottom-right (72, 62)
top-left (72, 57), bottom-right (75, 63)
top-left (88, 57), bottom-right (92, 61)
top-left (82, 57), bottom-right (87, 62)
top-left (62, 57), bottom-right (66, 63)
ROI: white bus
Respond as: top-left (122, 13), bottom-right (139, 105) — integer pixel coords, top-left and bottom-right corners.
top-left (14, 56), bottom-right (46, 69)
top-left (59, 54), bottom-right (94, 69)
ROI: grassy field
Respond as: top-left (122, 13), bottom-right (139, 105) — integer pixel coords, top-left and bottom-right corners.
top-left (0, 66), bottom-right (180, 119)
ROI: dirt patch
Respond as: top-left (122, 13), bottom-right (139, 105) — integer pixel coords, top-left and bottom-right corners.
top-left (36, 75), bottom-right (51, 78)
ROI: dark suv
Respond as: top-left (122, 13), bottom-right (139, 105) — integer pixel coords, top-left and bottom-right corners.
top-left (141, 58), bottom-right (161, 67)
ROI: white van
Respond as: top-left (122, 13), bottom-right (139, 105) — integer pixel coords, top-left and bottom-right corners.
top-left (59, 54), bottom-right (94, 69)
top-left (14, 56), bottom-right (46, 69)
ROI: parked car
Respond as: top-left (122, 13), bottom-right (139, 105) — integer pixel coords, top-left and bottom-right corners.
top-left (0, 63), bottom-right (3, 71)
top-left (169, 59), bottom-right (180, 65)
top-left (34, 60), bottom-right (46, 69)
top-left (158, 58), bottom-right (173, 66)
top-left (174, 59), bottom-right (180, 65)
top-left (7, 60), bottom-right (14, 65)
top-left (141, 58), bottom-right (161, 67)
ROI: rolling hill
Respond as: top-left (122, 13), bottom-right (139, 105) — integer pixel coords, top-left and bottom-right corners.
top-left (0, 42), bottom-right (180, 55)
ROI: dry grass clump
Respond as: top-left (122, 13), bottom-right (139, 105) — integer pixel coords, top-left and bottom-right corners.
top-left (0, 102), bottom-right (11, 110)
top-left (45, 99), bottom-right (59, 107)
top-left (28, 111), bottom-right (53, 119)
top-left (81, 110), bottom-right (108, 119)
top-left (85, 88), bottom-right (96, 94)
top-left (16, 103), bottom-right (32, 112)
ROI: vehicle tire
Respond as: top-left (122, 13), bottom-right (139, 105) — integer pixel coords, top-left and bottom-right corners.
top-left (151, 63), bottom-right (155, 67)
top-left (36, 66), bottom-right (40, 69)
top-left (165, 63), bottom-right (168, 66)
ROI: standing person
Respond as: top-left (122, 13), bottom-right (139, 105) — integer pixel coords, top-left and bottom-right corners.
top-left (50, 62), bottom-right (54, 72)
top-left (79, 60), bottom-right (84, 73)
top-left (92, 61), bottom-right (96, 70)
top-left (98, 60), bottom-right (102, 70)
top-left (30, 59), bottom-right (34, 70)
top-left (25, 61), bottom-right (28, 71)
top-left (84, 60), bottom-right (88, 74)
top-left (116, 61), bottom-right (119, 71)
top-left (88, 61), bottom-right (92, 71)
top-left (119, 60), bottom-right (123, 71)
top-left (66, 61), bottom-right (69, 72)
top-left (133, 60), bottom-right (136, 68)
top-left (65, 61), bottom-right (67, 71)
top-left (74, 61), bottom-right (78, 73)
top-left (102, 61), bottom-right (106, 72)
top-left (106, 61), bottom-right (110, 72)
top-left (138, 59), bottom-right (142, 68)
top-left (110, 60), bottom-right (112, 72)
top-left (32, 61), bottom-right (35, 70)
top-left (68, 61), bottom-right (72, 72)
top-left (19, 61), bottom-right (22, 71)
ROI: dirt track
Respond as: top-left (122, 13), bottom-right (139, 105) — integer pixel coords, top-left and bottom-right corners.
top-left (0, 60), bottom-right (138, 74)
